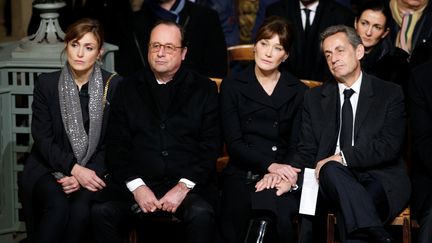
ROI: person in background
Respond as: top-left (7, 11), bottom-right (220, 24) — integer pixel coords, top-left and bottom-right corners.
top-left (354, 0), bottom-right (409, 89)
top-left (91, 20), bottom-right (220, 243)
top-left (389, 0), bottom-right (432, 67)
top-left (220, 16), bottom-right (307, 243)
top-left (409, 59), bottom-right (432, 243)
top-left (266, 0), bottom-right (354, 82)
top-left (21, 18), bottom-right (121, 243)
top-left (194, 0), bottom-right (240, 46)
top-left (251, 0), bottom-right (279, 40)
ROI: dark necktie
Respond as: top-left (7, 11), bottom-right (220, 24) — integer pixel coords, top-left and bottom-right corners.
top-left (340, 89), bottom-right (355, 150)
top-left (303, 8), bottom-right (311, 36)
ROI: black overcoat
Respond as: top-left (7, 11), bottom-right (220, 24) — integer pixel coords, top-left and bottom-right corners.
top-left (103, 66), bottom-right (221, 204)
top-left (220, 65), bottom-right (307, 176)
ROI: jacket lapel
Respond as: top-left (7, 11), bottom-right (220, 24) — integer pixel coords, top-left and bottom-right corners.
top-left (354, 74), bottom-right (374, 138)
top-left (236, 66), bottom-right (274, 108)
top-left (271, 71), bottom-right (300, 109)
top-left (319, 81), bottom-right (340, 156)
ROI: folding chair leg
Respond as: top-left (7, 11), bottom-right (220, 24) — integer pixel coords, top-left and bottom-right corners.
top-left (402, 217), bottom-right (411, 243)
top-left (327, 214), bottom-right (335, 243)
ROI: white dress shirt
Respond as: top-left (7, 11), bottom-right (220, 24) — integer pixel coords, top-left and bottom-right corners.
top-left (299, 1), bottom-right (319, 30)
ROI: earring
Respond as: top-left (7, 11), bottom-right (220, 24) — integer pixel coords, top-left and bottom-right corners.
top-left (97, 57), bottom-right (103, 66)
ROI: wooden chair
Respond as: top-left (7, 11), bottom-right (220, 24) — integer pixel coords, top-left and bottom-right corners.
top-left (300, 79), bottom-right (322, 88)
top-left (226, 44), bottom-right (254, 74)
top-left (326, 207), bottom-right (419, 243)
top-left (227, 44), bottom-right (255, 62)
top-left (210, 77), bottom-right (222, 92)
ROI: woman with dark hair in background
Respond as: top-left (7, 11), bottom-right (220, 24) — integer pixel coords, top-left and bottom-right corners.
top-left (21, 18), bottom-right (121, 243)
top-left (354, 0), bottom-right (409, 89)
top-left (220, 16), bottom-right (307, 243)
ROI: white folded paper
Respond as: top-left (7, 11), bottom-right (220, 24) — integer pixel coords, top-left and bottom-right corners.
top-left (299, 168), bottom-right (319, 216)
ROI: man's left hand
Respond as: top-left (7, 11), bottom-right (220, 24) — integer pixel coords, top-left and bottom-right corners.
top-left (159, 183), bottom-right (190, 213)
top-left (315, 154), bottom-right (342, 179)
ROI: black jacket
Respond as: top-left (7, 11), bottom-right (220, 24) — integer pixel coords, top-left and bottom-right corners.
top-left (296, 73), bottom-right (410, 221)
top-left (220, 65), bottom-right (307, 176)
top-left (104, 66), bottom-right (221, 202)
top-left (21, 69), bottom-right (121, 241)
top-left (361, 38), bottom-right (410, 91)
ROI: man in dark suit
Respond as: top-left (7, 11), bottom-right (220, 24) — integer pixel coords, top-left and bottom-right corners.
top-left (91, 20), bottom-right (221, 243)
top-left (297, 25), bottom-right (410, 242)
top-left (266, 0), bottom-right (354, 81)
top-left (409, 59), bottom-right (432, 243)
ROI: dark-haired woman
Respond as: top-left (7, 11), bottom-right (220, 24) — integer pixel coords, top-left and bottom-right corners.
top-left (354, 0), bottom-right (409, 90)
top-left (220, 16), bottom-right (307, 243)
top-left (21, 18), bottom-right (121, 243)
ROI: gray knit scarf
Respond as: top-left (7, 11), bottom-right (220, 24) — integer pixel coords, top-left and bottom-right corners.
top-left (58, 64), bottom-right (104, 167)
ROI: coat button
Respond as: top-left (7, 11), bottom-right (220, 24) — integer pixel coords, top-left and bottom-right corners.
top-left (272, 146), bottom-right (277, 151)
top-left (160, 123), bottom-right (166, 129)
top-left (273, 121), bottom-right (278, 127)
top-left (161, 151), bottom-right (169, 156)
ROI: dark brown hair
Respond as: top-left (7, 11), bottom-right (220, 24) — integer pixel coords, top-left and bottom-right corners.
top-left (356, 0), bottom-right (392, 29)
top-left (64, 18), bottom-right (104, 50)
top-left (254, 16), bottom-right (294, 53)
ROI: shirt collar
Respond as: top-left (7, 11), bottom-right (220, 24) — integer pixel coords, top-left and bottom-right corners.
top-left (338, 72), bottom-right (362, 96)
top-left (156, 79), bottom-right (172, 85)
top-left (299, 1), bottom-right (319, 12)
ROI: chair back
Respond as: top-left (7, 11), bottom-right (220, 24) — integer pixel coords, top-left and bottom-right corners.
top-left (300, 79), bottom-right (322, 88)
top-left (227, 44), bottom-right (255, 62)
top-left (209, 77), bottom-right (223, 92)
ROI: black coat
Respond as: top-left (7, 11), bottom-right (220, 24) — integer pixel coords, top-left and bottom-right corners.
top-left (111, 1), bottom-right (227, 78)
top-left (409, 60), bottom-right (432, 220)
top-left (296, 73), bottom-right (410, 221)
top-left (21, 69), bottom-right (121, 241)
top-left (266, 0), bottom-right (354, 81)
top-left (103, 66), bottom-right (221, 203)
top-left (389, 0), bottom-right (432, 68)
top-left (220, 65), bottom-right (307, 176)
top-left (361, 38), bottom-right (410, 91)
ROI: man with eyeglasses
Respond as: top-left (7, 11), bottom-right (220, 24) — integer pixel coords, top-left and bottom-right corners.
top-left (91, 20), bottom-right (221, 243)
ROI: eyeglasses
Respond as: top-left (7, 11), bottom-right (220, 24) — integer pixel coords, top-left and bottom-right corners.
top-left (149, 42), bottom-right (183, 54)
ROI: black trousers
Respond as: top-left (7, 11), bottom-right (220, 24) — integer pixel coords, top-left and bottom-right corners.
top-left (220, 173), bottom-right (299, 243)
top-left (32, 173), bottom-right (93, 243)
top-left (91, 193), bottom-right (215, 243)
top-left (319, 161), bottom-right (389, 242)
